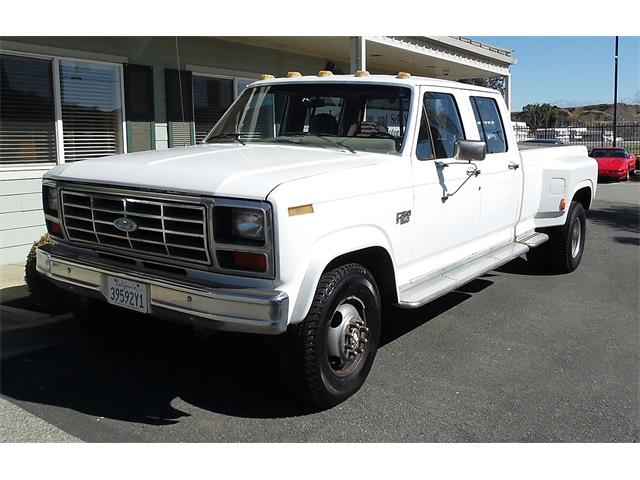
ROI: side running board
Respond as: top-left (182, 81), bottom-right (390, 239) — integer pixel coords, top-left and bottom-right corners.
top-left (398, 242), bottom-right (529, 308)
top-left (515, 231), bottom-right (549, 248)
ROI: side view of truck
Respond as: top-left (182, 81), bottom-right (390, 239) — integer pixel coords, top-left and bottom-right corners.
top-left (36, 71), bottom-right (597, 408)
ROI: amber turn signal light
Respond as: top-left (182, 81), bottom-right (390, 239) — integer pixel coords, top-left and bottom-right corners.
top-left (232, 252), bottom-right (267, 272)
top-left (46, 219), bottom-right (63, 237)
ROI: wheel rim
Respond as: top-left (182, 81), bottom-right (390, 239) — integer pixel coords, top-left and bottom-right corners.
top-left (571, 217), bottom-right (582, 258)
top-left (326, 296), bottom-right (369, 377)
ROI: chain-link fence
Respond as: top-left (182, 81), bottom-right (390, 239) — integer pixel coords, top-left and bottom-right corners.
top-left (513, 122), bottom-right (640, 155)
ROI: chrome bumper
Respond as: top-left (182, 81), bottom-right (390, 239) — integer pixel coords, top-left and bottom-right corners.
top-left (36, 246), bottom-right (288, 335)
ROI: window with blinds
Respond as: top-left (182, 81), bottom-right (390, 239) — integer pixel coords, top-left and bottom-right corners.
top-left (0, 54), bottom-right (56, 164)
top-left (165, 69), bottom-right (194, 148)
top-left (193, 76), bottom-right (234, 143)
top-left (59, 60), bottom-right (124, 162)
top-left (124, 64), bottom-right (155, 152)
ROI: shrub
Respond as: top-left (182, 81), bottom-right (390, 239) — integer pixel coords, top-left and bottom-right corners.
top-left (24, 234), bottom-right (69, 311)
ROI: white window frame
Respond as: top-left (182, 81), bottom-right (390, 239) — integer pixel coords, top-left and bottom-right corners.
top-left (0, 48), bottom-right (127, 170)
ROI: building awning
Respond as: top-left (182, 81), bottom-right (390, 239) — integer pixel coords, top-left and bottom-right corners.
top-left (217, 35), bottom-right (515, 80)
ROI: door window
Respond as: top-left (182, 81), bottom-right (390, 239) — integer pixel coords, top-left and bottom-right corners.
top-left (416, 109), bottom-right (435, 160)
top-left (471, 96), bottom-right (507, 154)
top-left (420, 92), bottom-right (465, 159)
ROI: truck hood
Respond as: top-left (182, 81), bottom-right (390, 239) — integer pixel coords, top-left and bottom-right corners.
top-left (45, 144), bottom-right (378, 200)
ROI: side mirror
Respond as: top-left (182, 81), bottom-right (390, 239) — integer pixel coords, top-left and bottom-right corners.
top-left (454, 140), bottom-right (486, 162)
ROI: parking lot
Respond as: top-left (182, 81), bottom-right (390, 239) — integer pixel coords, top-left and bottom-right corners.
top-left (1, 179), bottom-right (638, 442)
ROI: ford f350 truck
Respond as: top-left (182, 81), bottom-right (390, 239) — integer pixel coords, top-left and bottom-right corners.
top-left (36, 71), bottom-right (597, 408)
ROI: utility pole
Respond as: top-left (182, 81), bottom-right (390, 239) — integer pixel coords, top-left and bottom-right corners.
top-left (613, 36), bottom-right (619, 147)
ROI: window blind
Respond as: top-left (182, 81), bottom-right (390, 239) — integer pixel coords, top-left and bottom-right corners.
top-left (165, 69), bottom-right (194, 147)
top-left (0, 54), bottom-right (56, 164)
top-left (124, 64), bottom-right (155, 152)
top-left (59, 60), bottom-right (124, 162)
top-left (193, 76), bottom-right (233, 143)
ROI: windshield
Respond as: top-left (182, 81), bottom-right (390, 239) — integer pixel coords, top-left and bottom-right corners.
top-left (204, 83), bottom-right (412, 154)
top-left (590, 149), bottom-right (628, 157)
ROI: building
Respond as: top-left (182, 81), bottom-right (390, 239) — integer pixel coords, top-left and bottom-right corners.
top-left (0, 36), bottom-right (515, 265)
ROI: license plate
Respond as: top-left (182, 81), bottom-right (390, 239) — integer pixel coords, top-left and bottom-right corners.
top-left (106, 276), bottom-right (148, 313)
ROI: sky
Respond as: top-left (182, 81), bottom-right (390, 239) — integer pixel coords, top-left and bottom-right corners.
top-left (473, 37), bottom-right (639, 112)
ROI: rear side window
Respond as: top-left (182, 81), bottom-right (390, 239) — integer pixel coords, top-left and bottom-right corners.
top-left (471, 96), bottom-right (507, 154)
top-left (417, 92), bottom-right (466, 160)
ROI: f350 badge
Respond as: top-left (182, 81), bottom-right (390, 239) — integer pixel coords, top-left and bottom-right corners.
top-left (396, 210), bottom-right (411, 225)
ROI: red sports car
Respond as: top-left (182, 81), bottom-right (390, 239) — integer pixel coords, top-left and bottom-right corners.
top-left (589, 147), bottom-right (637, 180)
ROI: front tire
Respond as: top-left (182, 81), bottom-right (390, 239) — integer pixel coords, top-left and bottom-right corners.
top-left (280, 263), bottom-right (381, 409)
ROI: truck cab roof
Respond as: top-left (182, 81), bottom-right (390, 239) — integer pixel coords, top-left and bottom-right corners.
top-left (250, 73), bottom-right (499, 95)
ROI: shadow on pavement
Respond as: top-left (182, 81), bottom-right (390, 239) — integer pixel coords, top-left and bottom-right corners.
top-left (613, 236), bottom-right (640, 246)
top-left (588, 204), bottom-right (640, 234)
top-left (1, 284), bottom-right (69, 315)
top-left (1, 276), bottom-right (495, 423)
top-left (8, 197), bottom-right (629, 425)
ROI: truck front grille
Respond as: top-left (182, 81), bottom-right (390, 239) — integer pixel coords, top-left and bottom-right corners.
top-left (60, 189), bottom-right (210, 265)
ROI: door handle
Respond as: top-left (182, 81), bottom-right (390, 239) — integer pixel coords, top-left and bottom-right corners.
top-left (466, 167), bottom-right (480, 176)
top-left (508, 162), bottom-right (520, 170)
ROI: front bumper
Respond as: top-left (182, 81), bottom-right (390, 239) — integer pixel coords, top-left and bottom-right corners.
top-left (36, 245), bottom-right (288, 335)
top-left (598, 170), bottom-right (627, 179)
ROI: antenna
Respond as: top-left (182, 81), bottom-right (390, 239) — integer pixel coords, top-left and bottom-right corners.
top-left (175, 36), bottom-right (185, 124)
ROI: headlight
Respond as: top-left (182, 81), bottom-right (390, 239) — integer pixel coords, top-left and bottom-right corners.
top-left (211, 201), bottom-right (273, 278)
top-left (231, 208), bottom-right (265, 241)
top-left (42, 184), bottom-right (59, 216)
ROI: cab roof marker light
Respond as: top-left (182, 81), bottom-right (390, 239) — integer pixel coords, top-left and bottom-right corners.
top-left (259, 74), bottom-right (275, 80)
top-left (397, 71), bottom-right (412, 79)
top-left (355, 70), bottom-right (370, 77)
top-left (318, 70), bottom-right (333, 77)
top-left (287, 71), bottom-right (302, 78)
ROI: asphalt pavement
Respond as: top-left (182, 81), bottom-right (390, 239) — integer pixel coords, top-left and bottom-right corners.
top-left (1, 178), bottom-right (638, 442)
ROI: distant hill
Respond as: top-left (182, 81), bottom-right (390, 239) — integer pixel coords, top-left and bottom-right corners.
top-left (512, 103), bottom-right (640, 124)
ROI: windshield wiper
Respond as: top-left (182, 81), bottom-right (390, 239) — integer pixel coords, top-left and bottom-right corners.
top-left (208, 132), bottom-right (246, 146)
top-left (279, 133), bottom-right (357, 154)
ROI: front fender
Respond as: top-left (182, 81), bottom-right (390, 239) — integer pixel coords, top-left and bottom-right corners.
top-left (280, 225), bottom-right (396, 325)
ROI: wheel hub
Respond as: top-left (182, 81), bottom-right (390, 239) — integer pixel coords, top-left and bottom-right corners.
top-left (326, 299), bottom-right (369, 375)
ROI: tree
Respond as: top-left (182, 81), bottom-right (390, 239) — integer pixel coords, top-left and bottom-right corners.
top-left (521, 103), bottom-right (560, 132)
top-left (459, 77), bottom-right (506, 97)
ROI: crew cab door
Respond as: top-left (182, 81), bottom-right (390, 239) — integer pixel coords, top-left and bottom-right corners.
top-left (406, 88), bottom-right (483, 281)
top-left (467, 95), bottom-right (523, 249)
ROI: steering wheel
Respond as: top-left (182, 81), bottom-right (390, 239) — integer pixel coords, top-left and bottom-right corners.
top-left (358, 130), bottom-right (397, 140)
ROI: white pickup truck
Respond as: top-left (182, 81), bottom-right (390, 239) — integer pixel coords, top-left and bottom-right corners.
top-left (37, 72), bottom-right (597, 408)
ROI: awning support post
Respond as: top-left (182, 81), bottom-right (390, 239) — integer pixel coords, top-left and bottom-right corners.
top-left (350, 37), bottom-right (366, 73)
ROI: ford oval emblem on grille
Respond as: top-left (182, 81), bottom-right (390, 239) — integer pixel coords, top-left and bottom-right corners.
top-left (113, 217), bottom-right (138, 233)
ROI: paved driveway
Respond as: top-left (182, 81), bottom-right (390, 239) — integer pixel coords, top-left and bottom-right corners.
top-left (1, 179), bottom-right (638, 442)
